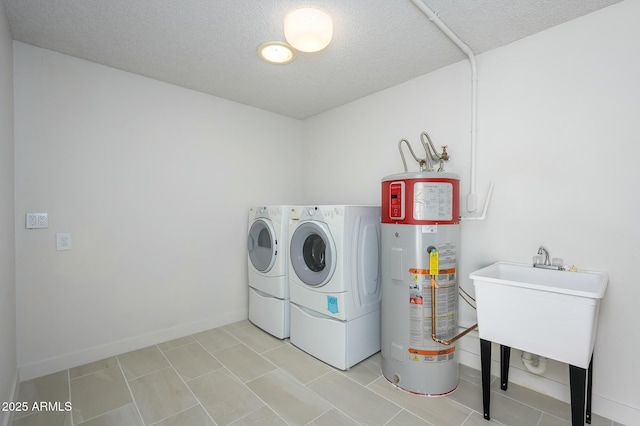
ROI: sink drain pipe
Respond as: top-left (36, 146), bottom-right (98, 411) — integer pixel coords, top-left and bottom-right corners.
top-left (521, 351), bottom-right (549, 375)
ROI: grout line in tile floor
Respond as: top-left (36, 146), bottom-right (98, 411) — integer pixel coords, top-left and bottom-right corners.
top-left (182, 334), bottom-right (278, 425)
top-left (66, 369), bottom-right (73, 426)
top-left (115, 355), bottom-right (150, 426)
top-left (11, 320), bottom-right (620, 426)
top-left (158, 349), bottom-right (222, 426)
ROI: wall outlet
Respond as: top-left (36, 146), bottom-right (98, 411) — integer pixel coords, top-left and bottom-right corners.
top-left (26, 212), bottom-right (48, 229)
top-left (56, 233), bottom-right (72, 251)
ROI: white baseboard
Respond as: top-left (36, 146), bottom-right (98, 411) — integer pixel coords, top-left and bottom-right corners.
top-left (1, 369), bottom-right (19, 426)
top-left (457, 332), bottom-right (639, 425)
top-left (18, 310), bottom-right (247, 381)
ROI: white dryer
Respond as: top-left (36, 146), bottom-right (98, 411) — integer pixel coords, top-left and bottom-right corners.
top-left (248, 205), bottom-right (294, 339)
top-left (288, 205), bottom-right (381, 369)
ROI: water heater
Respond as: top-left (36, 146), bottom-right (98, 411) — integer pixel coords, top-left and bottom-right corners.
top-left (381, 170), bottom-right (461, 395)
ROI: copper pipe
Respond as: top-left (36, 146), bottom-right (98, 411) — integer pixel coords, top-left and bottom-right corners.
top-left (431, 277), bottom-right (478, 346)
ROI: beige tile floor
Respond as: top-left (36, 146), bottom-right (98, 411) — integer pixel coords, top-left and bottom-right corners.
top-left (11, 320), bottom-right (622, 426)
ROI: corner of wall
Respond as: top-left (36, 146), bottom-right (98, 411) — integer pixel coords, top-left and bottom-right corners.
top-left (1, 370), bottom-right (20, 426)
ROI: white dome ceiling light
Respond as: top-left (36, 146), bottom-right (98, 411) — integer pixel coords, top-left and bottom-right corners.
top-left (284, 7), bottom-right (333, 53)
top-left (257, 41), bottom-right (297, 65)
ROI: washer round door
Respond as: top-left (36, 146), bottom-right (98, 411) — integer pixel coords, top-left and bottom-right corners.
top-left (289, 221), bottom-right (336, 287)
top-left (248, 219), bottom-right (277, 273)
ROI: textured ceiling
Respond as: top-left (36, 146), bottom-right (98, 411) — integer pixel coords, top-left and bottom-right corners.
top-left (3, 0), bottom-right (623, 119)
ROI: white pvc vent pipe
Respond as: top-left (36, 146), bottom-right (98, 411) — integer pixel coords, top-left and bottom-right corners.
top-left (410, 0), bottom-right (481, 213)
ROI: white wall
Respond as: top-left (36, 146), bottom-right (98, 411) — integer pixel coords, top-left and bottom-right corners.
top-left (302, 1), bottom-right (640, 424)
top-left (13, 42), bottom-right (305, 380)
top-left (0, 2), bottom-right (17, 426)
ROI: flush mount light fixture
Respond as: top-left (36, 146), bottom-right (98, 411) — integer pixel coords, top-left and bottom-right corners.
top-left (257, 41), bottom-right (297, 65)
top-left (284, 7), bottom-right (333, 53)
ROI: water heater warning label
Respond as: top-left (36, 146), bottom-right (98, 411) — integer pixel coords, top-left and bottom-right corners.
top-left (413, 182), bottom-right (453, 221)
top-left (408, 267), bottom-right (458, 362)
top-left (408, 346), bottom-right (456, 362)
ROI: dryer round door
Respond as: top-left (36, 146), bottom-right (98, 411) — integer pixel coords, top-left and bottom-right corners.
top-left (289, 221), bottom-right (336, 287)
top-left (248, 219), bottom-right (277, 273)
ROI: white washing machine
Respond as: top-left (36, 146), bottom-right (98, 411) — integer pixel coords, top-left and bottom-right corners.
top-left (288, 205), bottom-right (381, 369)
top-left (248, 206), bottom-right (295, 339)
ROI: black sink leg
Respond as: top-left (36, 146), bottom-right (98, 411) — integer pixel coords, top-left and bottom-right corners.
top-left (500, 345), bottom-right (511, 391)
top-left (569, 363), bottom-right (587, 426)
top-left (480, 339), bottom-right (492, 420)
top-left (586, 355), bottom-right (593, 424)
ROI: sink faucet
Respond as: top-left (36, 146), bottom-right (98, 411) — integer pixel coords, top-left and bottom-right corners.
top-left (537, 246), bottom-right (551, 266)
top-left (534, 246), bottom-right (563, 270)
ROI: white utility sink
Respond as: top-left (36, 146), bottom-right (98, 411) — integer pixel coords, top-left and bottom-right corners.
top-left (470, 262), bottom-right (608, 368)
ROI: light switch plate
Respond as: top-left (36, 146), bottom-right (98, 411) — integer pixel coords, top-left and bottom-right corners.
top-left (56, 233), bottom-right (72, 251)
